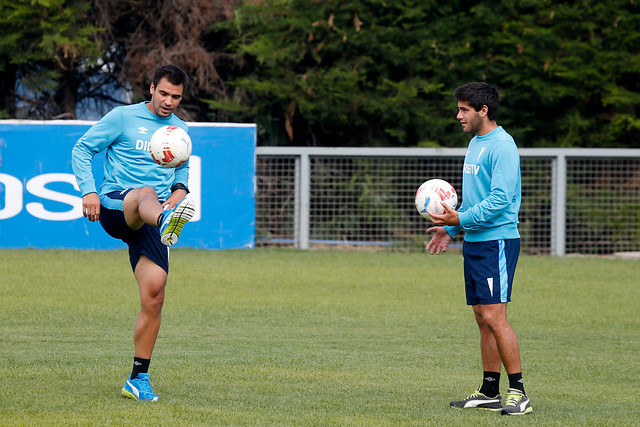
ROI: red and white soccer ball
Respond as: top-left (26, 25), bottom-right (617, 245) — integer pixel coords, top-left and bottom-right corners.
top-left (149, 125), bottom-right (192, 168)
top-left (414, 179), bottom-right (458, 220)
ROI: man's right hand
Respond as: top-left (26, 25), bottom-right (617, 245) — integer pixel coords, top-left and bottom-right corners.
top-left (82, 192), bottom-right (101, 222)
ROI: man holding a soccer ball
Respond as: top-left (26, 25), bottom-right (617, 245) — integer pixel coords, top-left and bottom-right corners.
top-left (71, 64), bottom-right (195, 401)
top-left (426, 82), bottom-right (532, 415)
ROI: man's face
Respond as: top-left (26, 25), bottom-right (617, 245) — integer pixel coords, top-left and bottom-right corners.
top-left (148, 77), bottom-right (184, 118)
top-left (456, 100), bottom-right (485, 135)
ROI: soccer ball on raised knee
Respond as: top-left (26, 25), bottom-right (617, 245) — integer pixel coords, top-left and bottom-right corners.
top-left (414, 179), bottom-right (458, 220)
top-left (149, 125), bottom-right (192, 168)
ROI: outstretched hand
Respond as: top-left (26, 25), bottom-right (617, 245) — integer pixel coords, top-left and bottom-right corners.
top-left (425, 226), bottom-right (452, 255)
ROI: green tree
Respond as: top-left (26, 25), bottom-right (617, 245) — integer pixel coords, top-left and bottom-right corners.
top-left (0, 0), bottom-right (242, 120)
top-left (210, 0), bottom-right (463, 146)
top-left (483, 0), bottom-right (640, 147)
top-left (210, 0), bottom-right (640, 148)
top-left (0, 0), bottom-right (102, 119)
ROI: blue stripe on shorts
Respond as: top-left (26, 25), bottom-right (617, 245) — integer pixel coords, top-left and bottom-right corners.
top-left (100, 188), bottom-right (132, 211)
top-left (498, 239), bottom-right (508, 302)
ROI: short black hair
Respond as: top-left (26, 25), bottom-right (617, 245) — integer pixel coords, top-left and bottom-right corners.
top-left (152, 64), bottom-right (189, 90)
top-left (454, 82), bottom-right (500, 121)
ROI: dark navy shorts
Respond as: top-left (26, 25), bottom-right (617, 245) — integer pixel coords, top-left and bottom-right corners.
top-left (463, 239), bottom-right (520, 305)
top-left (99, 190), bottom-right (169, 274)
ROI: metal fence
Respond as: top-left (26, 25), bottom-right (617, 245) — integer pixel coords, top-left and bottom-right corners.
top-left (255, 147), bottom-right (640, 256)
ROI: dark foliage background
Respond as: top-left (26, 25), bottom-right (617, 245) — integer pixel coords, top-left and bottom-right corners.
top-left (1, 0), bottom-right (639, 147)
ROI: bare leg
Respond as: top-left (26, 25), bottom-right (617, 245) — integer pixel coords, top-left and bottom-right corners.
top-left (474, 305), bottom-right (502, 372)
top-left (473, 303), bottom-right (522, 374)
top-left (122, 186), bottom-right (165, 231)
top-left (133, 255), bottom-right (167, 359)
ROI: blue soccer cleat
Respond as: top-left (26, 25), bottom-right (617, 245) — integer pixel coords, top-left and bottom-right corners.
top-left (122, 373), bottom-right (159, 401)
top-left (159, 195), bottom-right (196, 246)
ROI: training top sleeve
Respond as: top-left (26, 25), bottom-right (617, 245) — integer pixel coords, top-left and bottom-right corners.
top-left (71, 109), bottom-right (122, 196)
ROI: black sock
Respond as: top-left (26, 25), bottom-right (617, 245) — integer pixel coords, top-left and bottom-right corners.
top-left (131, 357), bottom-right (150, 379)
top-left (508, 372), bottom-right (525, 395)
top-left (157, 212), bottom-right (164, 227)
top-left (479, 371), bottom-right (501, 397)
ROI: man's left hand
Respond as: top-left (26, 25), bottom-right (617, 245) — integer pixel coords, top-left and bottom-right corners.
top-left (162, 189), bottom-right (187, 210)
top-left (429, 202), bottom-right (460, 226)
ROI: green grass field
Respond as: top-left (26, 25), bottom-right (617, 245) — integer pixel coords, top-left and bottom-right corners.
top-left (1, 248), bottom-right (638, 426)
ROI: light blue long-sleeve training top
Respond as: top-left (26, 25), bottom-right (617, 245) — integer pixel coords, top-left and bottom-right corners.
top-left (445, 126), bottom-right (521, 242)
top-left (71, 102), bottom-right (189, 207)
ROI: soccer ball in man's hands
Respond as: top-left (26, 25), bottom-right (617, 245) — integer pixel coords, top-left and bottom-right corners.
top-left (415, 179), bottom-right (458, 220)
top-left (149, 125), bottom-right (192, 168)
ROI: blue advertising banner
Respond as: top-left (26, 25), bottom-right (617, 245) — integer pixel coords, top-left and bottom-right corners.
top-left (0, 120), bottom-right (256, 249)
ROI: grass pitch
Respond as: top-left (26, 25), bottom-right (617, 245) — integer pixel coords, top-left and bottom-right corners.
top-left (1, 248), bottom-right (638, 426)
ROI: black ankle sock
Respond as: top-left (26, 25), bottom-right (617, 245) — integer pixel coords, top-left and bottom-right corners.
top-left (157, 212), bottom-right (164, 227)
top-left (479, 371), bottom-right (501, 397)
top-left (508, 372), bottom-right (525, 394)
top-left (131, 357), bottom-right (150, 379)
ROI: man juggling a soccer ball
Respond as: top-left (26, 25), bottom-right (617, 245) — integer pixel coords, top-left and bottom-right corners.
top-left (426, 82), bottom-right (533, 416)
top-left (71, 64), bottom-right (196, 401)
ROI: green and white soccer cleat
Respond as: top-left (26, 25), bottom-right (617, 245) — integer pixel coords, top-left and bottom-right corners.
top-left (500, 388), bottom-right (533, 415)
top-left (450, 389), bottom-right (502, 410)
top-left (159, 196), bottom-right (195, 246)
top-left (122, 373), bottom-right (159, 401)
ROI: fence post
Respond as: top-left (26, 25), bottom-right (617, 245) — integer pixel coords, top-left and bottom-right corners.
top-left (298, 153), bottom-right (311, 249)
top-left (293, 155), bottom-right (301, 248)
top-left (551, 153), bottom-right (567, 256)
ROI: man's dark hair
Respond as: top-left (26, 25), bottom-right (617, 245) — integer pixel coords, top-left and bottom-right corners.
top-left (152, 64), bottom-right (189, 90)
top-left (454, 82), bottom-right (500, 121)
